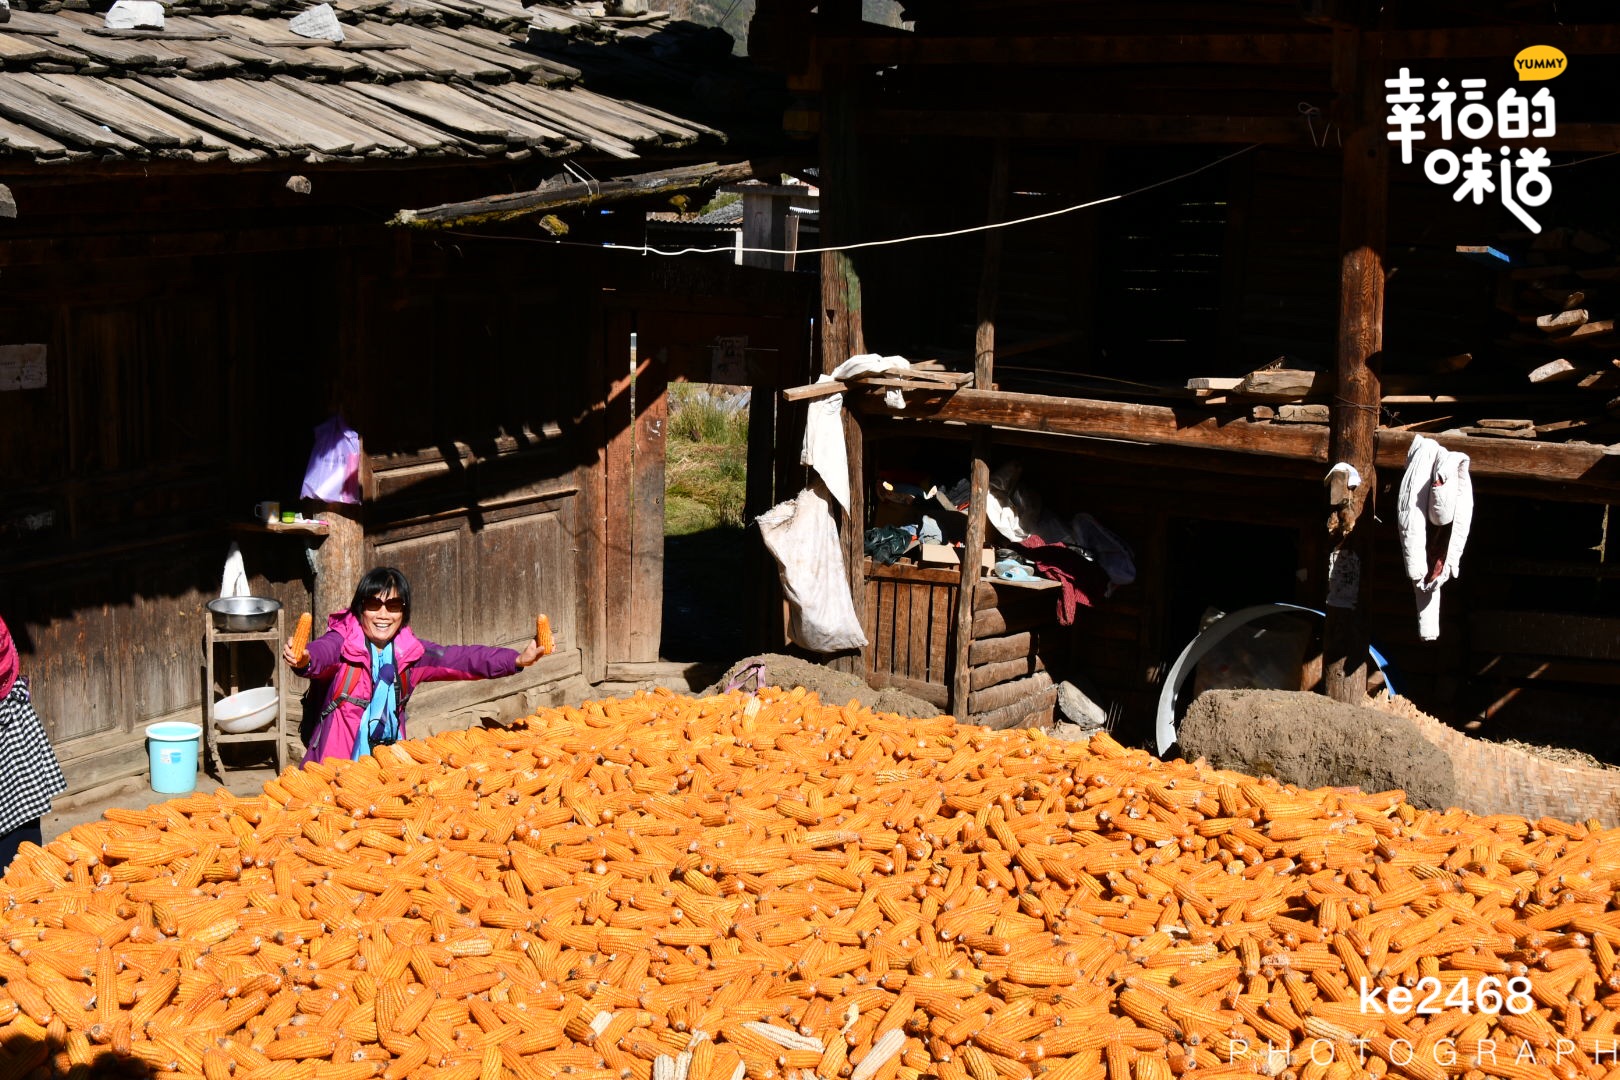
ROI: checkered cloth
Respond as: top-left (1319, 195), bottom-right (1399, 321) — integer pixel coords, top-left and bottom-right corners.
top-left (0, 678), bottom-right (66, 838)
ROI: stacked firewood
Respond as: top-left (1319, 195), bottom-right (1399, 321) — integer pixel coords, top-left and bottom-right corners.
top-left (1499, 226), bottom-right (1620, 421)
top-left (965, 581), bottom-right (1055, 729)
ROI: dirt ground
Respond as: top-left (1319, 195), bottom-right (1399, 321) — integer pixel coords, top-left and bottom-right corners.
top-left (1178, 688), bottom-right (1460, 810)
top-left (704, 653), bottom-right (945, 719)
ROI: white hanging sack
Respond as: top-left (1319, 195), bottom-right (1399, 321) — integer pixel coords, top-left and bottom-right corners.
top-left (756, 480), bottom-right (868, 654)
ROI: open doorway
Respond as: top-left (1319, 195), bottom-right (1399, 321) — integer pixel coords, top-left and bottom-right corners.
top-left (597, 293), bottom-right (811, 677)
top-left (661, 382), bottom-right (752, 661)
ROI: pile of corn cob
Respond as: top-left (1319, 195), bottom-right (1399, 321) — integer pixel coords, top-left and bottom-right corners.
top-left (1, 688), bottom-right (1615, 1080)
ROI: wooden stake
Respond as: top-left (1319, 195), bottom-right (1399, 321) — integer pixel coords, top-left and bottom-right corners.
top-left (951, 140), bottom-right (1008, 719)
top-left (820, 64), bottom-right (867, 675)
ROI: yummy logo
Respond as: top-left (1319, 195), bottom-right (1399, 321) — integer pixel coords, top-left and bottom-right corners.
top-left (1514, 45), bottom-right (1568, 80)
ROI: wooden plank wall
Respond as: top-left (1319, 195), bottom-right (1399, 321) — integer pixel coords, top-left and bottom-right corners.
top-left (356, 258), bottom-right (593, 707)
top-left (0, 241), bottom-right (330, 777)
top-left (0, 172), bottom-right (605, 792)
top-left (863, 561), bottom-right (956, 706)
top-left (861, 559), bottom-right (1058, 725)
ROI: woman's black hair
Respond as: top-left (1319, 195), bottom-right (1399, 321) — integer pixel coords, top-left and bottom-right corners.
top-left (348, 566), bottom-right (412, 626)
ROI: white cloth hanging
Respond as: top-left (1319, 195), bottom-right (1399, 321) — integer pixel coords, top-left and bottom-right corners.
top-left (832, 354), bottom-right (911, 410)
top-left (219, 542), bottom-right (251, 599)
top-left (802, 355), bottom-right (915, 512)
top-left (801, 381), bottom-right (850, 512)
top-left (1396, 435), bottom-right (1473, 641)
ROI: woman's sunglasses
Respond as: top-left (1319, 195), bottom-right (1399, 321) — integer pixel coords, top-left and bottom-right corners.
top-left (361, 597), bottom-right (406, 613)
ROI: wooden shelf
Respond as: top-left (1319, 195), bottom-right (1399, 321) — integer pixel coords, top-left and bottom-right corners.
top-left (205, 608), bottom-right (289, 775)
top-left (215, 729), bottom-right (281, 744)
top-left (229, 519), bottom-right (331, 537)
top-left (208, 626), bottom-right (283, 643)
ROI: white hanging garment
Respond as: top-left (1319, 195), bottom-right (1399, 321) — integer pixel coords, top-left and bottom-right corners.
top-left (220, 542), bottom-right (251, 599)
top-left (1396, 434), bottom-right (1473, 641)
top-left (802, 355), bottom-right (914, 512)
top-left (801, 378), bottom-right (850, 512)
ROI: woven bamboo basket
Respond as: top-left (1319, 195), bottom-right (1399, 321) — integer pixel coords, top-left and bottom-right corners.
top-left (1371, 694), bottom-right (1620, 826)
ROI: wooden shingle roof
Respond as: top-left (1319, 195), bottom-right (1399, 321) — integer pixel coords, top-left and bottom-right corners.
top-left (0, 0), bottom-right (727, 164)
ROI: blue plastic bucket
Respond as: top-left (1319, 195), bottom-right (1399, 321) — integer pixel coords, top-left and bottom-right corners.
top-left (146, 721), bottom-right (201, 794)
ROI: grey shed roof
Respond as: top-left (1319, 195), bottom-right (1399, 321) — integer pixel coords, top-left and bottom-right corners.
top-left (0, 0), bottom-right (727, 165)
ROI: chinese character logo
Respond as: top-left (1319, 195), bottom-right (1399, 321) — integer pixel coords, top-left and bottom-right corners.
top-left (1385, 50), bottom-right (1564, 233)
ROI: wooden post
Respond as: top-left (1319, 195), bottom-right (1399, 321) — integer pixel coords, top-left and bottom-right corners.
top-left (579, 292), bottom-right (609, 684)
top-left (311, 504), bottom-right (365, 621)
top-left (741, 189), bottom-right (787, 271)
top-left (745, 381), bottom-right (777, 652)
top-left (820, 61), bottom-right (868, 675)
top-left (950, 141), bottom-right (1008, 719)
top-left (1324, 29), bottom-right (1386, 703)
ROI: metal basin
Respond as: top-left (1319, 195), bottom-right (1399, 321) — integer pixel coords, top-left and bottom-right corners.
top-left (207, 596), bottom-right (282, 632)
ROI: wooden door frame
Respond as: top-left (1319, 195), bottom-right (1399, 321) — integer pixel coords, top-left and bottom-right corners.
top-left (595, 290), bottom-right (815, 671)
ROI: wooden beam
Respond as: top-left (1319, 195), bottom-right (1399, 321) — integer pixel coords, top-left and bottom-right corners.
top-left (853, 388), bottom-right (1331, 460)
top-left (1376, 431), bottom-right (1620, 498)
top-left (580, 295), bottom-right (610, 685)
top-left (1376, 24), bottom-right (1620, 60)
top-left (819, 32), bottom-right (1334, 67)
top-left (857, 110), bottom-right (1310, 145)
top-left (817, 24), bottom-right (1620, 68)
top-left (1471, 611), bottom-right (1620, 663)
top-left (744, 386), bottom-right (776, 654)
top-left (972, 603), bottom-right (1050, 640)
top-left (832, 107), bottom-right (1618, 152)
top-left (970, 654), bottom-right (1045, 693)
top-left (1424, 124), bottom-right (1620, 154)
top-left (390, 160), bottom-right (762, 230)
top-left (861, 391), bottom-right (1620, 498)
top-left (951, 140), bottom-right (1007, 720)
top-left (866, 671), bottom-right (950, 709)
top-left (1323, 28), bottom-right (1386, 704)
top-left (970, 685), bottom-right (1059, 731)
top-left (311, 505), bottom-right (363, 629)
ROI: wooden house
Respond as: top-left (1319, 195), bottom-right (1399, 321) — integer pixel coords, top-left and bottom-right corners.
top-left (751, 0), bottom-right (1620, 750)
top-left (0, 0), bottom-right (814, 793)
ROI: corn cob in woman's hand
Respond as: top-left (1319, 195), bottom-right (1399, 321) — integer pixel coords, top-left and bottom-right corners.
top-left (289, 612), bottom-right (312, 667)
top-left (516, 615), bottom-right (553, 668)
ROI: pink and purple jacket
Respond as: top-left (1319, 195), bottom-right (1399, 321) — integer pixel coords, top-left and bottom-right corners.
top-left (298, 610), bottom-right (519, 765)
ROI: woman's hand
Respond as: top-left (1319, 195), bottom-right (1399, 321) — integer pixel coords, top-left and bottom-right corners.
top-left (282, 641), bottom-right (306, 669)
top-left (516, 639), bottom-right (546, 668)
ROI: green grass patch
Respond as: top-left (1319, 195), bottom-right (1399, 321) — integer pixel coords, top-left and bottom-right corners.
top-left (665, 384), bottom-right (749, 536)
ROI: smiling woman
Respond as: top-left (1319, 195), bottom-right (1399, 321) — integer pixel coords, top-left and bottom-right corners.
top-left (285, 567), bottom-right (551, 767)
